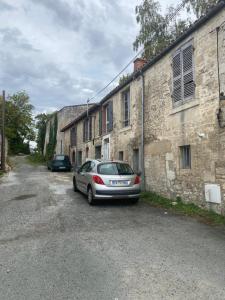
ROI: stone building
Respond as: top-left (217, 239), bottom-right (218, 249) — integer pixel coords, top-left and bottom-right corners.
top-left (60, 1), bottom-right (225, 214)
top-left (44, 104), bottom-right (87, 156)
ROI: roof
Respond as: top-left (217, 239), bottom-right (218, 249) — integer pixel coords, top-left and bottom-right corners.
top-left (61, 0), bottom-right (225, 132)
top-left (61, 103), bottom-right (100, 132)
top-left (58, 103), bottom-right (93, 113)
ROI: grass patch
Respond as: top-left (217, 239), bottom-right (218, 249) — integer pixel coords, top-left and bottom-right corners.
top-left (27, 153), bottom-right (46, 165)
top-left (0, 170), bottom-right (4, 177)
top-left (141, 191), bottom-right (225, 226)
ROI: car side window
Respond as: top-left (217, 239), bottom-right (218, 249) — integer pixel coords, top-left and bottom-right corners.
top-left (80, 162), bottom-right (91, 173)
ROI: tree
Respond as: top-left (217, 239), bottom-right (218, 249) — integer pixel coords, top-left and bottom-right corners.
top-left (187, 0), bottom-right (218, 18)
top-left (0, 91), bottom-right (35, 154)
top-left (133, 0), bottom-right (218, 60)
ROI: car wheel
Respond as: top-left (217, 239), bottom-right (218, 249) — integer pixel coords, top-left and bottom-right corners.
top-left (73, 177), bottom-right (78, 192)
top-left (131, 198), bottom-right (139, 204)
top-left (87, 186), bottom-right (95, 205)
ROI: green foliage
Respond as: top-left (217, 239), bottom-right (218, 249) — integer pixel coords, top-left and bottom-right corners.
top-left (0, 91), bottom-right (35, 155)
top-left (35, 113), bottom-right (49, 155)
top-left (141, 191), bottom-right (225, 226)
top-left (119, 74), bottom-right (131, 85)
top-left (133, 0), bottom-right (217, 60)
top-left (45, 113), bottom-right (58, 161)
top-left (186, 0), bottom-right (218, 18)
top-left (27, 153), bottom-right (46, 165)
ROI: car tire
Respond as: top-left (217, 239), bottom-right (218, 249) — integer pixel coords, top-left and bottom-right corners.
top-left (131, 198), bottom-right (139, 204)
top-left (87, 186), bottom-right (95, 205)
top-left (73, 177), bottom-right (78, 192)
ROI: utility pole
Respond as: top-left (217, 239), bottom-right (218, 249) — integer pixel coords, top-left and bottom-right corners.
top-left (1, 90), bottom-right (6, 171)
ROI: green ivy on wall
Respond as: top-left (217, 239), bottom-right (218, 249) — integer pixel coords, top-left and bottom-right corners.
top-left (45, 113), bottom-right (58, 161)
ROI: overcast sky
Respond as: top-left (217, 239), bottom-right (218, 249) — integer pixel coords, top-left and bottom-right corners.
top-left (0, 0), bottom-right (177, 114)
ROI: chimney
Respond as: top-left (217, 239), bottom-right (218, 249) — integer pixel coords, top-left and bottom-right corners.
top-left (133, 58), bottom-right (147, 72)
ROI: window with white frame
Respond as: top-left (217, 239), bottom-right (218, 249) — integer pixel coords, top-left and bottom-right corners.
top-left (122, 89), bottom-right (130, 127)
top-left (172, 42), bottom-right (195, 105)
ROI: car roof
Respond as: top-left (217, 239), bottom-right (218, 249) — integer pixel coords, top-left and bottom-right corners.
top-left (88, 159), bottom-right (129, 164)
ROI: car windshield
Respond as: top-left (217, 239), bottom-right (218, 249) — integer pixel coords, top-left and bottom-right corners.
top-left (55, 155), bottom-right (65, 161)
top-left (98, 162), bottom-right (134, 175)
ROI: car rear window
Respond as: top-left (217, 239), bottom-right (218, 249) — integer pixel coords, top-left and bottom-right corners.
top-left (97, 163), bottom-right (134, 175)
top-left (55, 155), bottom-right (66, 161)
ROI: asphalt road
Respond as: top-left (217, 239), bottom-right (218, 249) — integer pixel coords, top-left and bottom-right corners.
top-left (0, 156), bottom-right (225, 300)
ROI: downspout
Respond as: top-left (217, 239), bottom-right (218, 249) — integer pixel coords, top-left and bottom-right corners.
top-left (141, 72), bottom-right (145, 191)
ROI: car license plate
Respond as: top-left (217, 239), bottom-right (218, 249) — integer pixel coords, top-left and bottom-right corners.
top-left (110, 180), bottom-right (129, 186)
top-left (59, 167), bottom-right (66, 169)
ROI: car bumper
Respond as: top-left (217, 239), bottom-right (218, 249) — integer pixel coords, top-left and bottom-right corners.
top-left (94, 189), bottom-right (141, 199)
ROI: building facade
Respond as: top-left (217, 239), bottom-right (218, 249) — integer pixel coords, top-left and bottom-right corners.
top-left (60, 1), bottom-right (225, 214)
top-left (44, 104), bottom-right (87, 156)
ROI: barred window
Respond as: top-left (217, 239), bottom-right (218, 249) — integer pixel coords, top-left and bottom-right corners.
top-left (172, 43), bottom-right (195, 104)
top-left (180, 145), bottom-right (191, 169)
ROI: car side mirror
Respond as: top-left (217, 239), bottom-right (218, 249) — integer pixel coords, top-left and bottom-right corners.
top-left (74, 166), bottom-right (80, 173)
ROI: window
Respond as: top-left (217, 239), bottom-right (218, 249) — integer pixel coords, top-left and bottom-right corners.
top-left (119, 151), bottom-right (124, 161)
top-left (70, 126), bottom-right (77, 147)
top-left (172, 42), bottom-right (195, 105)
top-left (122, 89), bottom-right (130, 127)
top-left (83, 117), bottom-right (92, 142)
top-left (98, 162), bottom-right (134, 175)
top-left (95, 146), bottom-right (102, 159)
top-left (180, 145), bottom-right (191, 169)
top-left (80, 161), bottom-right (95, 173)
top-left (101, 102), bottom-right (113, 134)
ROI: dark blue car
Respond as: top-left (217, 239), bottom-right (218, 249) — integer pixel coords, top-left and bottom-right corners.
top-left (47, 155), bottom-right (72, 172)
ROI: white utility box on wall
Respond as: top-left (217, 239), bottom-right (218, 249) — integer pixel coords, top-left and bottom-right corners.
top-left (205, 184), bottom-right (221, 204)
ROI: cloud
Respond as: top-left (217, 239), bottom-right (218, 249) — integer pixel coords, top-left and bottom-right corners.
top-left (0, 0), bottom-right (14, 11)
top-left (29, 0), bottom-right (84, 31)
top-left (0, 0), bottom-right (178, 114)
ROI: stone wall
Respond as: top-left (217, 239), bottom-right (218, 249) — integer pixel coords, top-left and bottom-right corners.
top-left (142, 8), bottom-right (225, 214)
top-left (44, 105), bottom-right (86, 156)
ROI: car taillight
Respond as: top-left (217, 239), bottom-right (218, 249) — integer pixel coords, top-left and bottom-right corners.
top-left (92, 175), bottom-right (105, 185)
top-left (134, 176), bottom-right (141, 184)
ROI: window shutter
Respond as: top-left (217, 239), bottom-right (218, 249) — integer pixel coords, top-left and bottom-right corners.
top-left (70, 127), bottom-right (77, 147)
top-left (99, 109), bottom-right (102, 136)
top-left (183, 45), bottom-right (194, 99)
top-left (74, 126), bottom-right (77, 146)
top-left (83, 121), bottom-right (85, 142)
top-left (172, 52), bottom-right (182, 103)
top-left (108, 101), bottom-right (113, 132)
top-left (89, 117), bottom-right (92, 140)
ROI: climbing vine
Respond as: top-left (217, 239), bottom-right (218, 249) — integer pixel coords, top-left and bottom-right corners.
top-left (45, 113), bottom-right (58, 161)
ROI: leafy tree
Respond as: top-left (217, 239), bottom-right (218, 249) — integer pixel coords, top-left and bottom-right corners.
top-left (133, 0), bottom-right (217, 60)
top-left (187, 0), bottom-right (218, 18)
top-left (0, 91), bottom-right (35, 154)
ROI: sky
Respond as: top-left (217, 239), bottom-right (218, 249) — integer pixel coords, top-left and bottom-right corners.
top-left (0, 0), bottom-right (178, 114)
